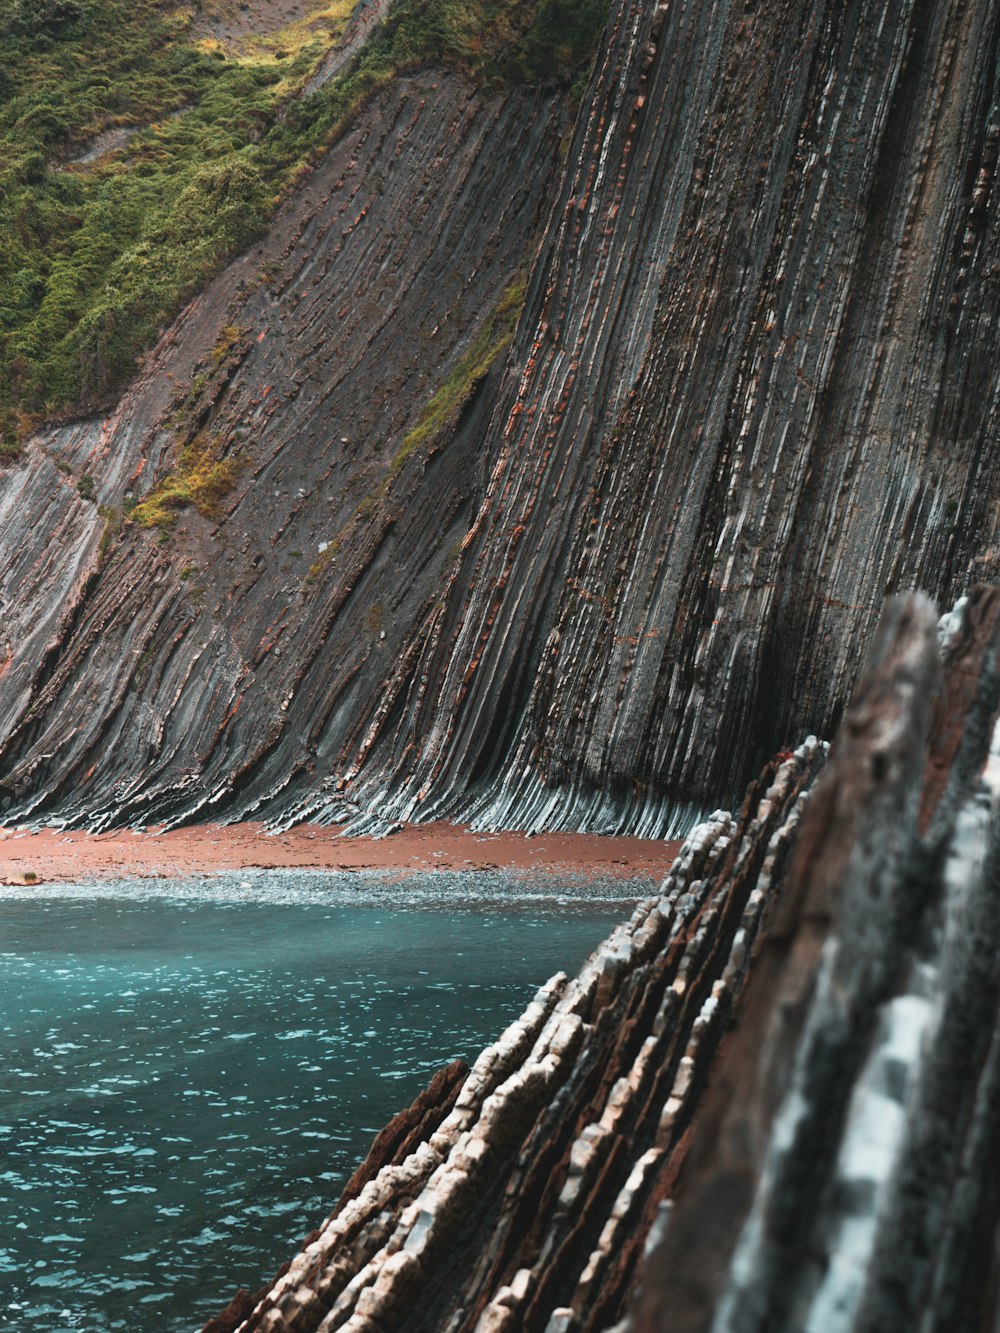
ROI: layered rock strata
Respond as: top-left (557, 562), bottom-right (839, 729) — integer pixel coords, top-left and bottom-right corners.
top-left (0, 72), bottom-right (567, 829)
top-left (385, 0), bottom-right (1000, 830)
top-left (639, 585), bottom-right (1000, 1332)
top-left (2, 0), bottom-right (999, 832)
top-left (208, 586), bottom-right (1000, 1331)
top-left (205, 732), bottom-right (827, 1331)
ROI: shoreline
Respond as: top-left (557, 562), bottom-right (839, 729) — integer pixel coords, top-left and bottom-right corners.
top-left (0, 819), bottom-right (684, 887)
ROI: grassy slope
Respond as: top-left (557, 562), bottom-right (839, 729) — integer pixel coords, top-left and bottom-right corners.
top-left (0, 0), bottom-right (609, 449)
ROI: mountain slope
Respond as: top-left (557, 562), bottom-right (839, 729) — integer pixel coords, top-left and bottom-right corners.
top-left (1, 0), bottom-right (998, 831)
top-left (0, 69), bottom-right (567, 827)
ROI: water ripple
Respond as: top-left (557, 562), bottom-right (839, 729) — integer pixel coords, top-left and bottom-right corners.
top-left (0, 875), bottom-right (640, 1330)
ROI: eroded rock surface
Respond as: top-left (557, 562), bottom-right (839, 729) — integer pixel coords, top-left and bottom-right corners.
top-left (638, 586), bottom-right (1000, 1332)
top-left (0, 71), bottom-right (567, 828)
top-left (1, 0), bottom-right (999, 831)
top-left (205, 733), bottom-right (826, 1331)
top-left (208, 588), bottom-right (1000, 1331)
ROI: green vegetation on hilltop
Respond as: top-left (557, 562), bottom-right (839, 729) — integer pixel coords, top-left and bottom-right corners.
top-left (0, 0), bottom-right (609, 448)
top-left (0, 0), bottom-right (341, 438)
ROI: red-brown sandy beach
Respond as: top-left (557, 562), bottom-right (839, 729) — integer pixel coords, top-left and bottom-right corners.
top-left (0, 819), bottom-right (683, 886)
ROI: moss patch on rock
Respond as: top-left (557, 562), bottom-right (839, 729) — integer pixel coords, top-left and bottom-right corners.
top-left (391, 271), bottom-right (526, 475)
top-left (130, 431), bottom-right (241, 531)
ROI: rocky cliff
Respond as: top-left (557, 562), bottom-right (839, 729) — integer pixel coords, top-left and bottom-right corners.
top-left (204, 587), bottom-right (1000, 1331)
top-left (1, 0), bottom-right (999, 833)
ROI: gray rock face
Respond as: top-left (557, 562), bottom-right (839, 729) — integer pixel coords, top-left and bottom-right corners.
top-left (639, 588), bottom-right (1000, 1332)
top-left (0, 74), bottom-right (568, 828)
top-left (1, 0), bottom-right (998, 830)
top-left (205, 588), bottom-right (1000, 1331)
top-left (415, 0), bottom-right (1000, 831)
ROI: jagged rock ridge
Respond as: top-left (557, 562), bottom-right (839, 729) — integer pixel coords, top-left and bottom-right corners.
top-left (205, 735), bottom-right (827, 1331)
top-left (1, 0), bottom-right (999, 831)
top-left (206, 588), bottom-right (1000, 1331)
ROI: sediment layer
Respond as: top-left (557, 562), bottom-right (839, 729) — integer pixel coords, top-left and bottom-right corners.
top-left (0, 820), bottom-right (682, 885)
top-left (2, 0), bottom-right (999, 832)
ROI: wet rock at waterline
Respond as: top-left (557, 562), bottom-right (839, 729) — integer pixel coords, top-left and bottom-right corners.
top-left (210, 589), bottom-right (1000, 1331)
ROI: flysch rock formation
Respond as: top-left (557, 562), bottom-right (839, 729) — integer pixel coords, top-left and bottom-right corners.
top-left (204, 586), bottom-right (1000, 1332)
top-left (639, 585), bottom-right (1000, 1333)
top-left (2, 0), bottom-right (999, 834)
top-left (0, 72), bottom-right (568, 830)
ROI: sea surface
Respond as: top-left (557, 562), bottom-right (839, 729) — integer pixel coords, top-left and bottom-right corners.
top-left (0, 870), bottom-right (650, 1331)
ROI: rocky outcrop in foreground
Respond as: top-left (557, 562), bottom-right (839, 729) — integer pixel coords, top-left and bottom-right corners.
top-left (2, 0), bottom-right (999, 833)
top-left (207, 587), bottom-right (1000, 1331)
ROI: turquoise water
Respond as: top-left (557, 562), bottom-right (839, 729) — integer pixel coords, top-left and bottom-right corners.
top-left (0, 871), bottom-right (645, 1331)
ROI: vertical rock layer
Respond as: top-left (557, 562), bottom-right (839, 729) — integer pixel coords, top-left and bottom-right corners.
top-left (639, 586), bottom-right (1000, 1332)
top-left (383, 0), bottom-right (1000, 830)
top-left (1, 0), bottom-right (998, 829)
top-left (0, 74), bottom-right (569, 827)
top-left (206, 735), bottom-right (827, 1331)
